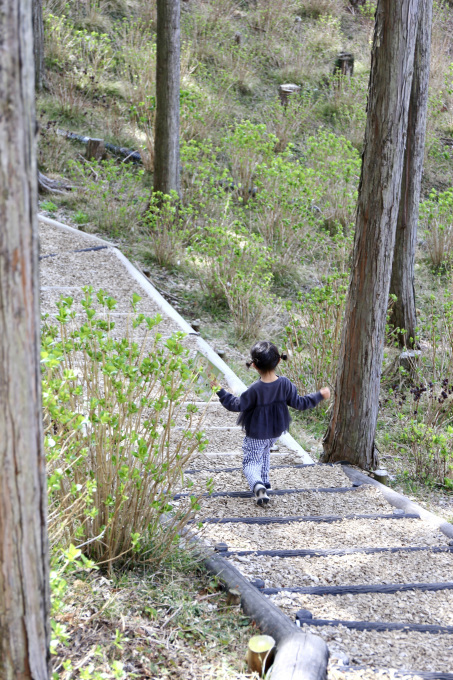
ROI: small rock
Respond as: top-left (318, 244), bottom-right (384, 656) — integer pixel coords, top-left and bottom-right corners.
top-left (330, 649), bottom-right (350, 666)
top-left (295, 609), bottom-right (313, 622)
top-left (214, 542), bottom-right (228, 552)
top-left (191, 319), bottom-right (201, 332)
top-left (216, 349), bottom-right (226, 358)
top-left (250, 578), bottom-right (265, 590)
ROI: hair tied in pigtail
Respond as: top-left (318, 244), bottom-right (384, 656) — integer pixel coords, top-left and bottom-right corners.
top-left (280, 352), bottom-right (288, 361)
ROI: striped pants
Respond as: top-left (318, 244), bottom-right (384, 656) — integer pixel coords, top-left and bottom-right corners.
top-left (242, 436), bottom-right (277, 492)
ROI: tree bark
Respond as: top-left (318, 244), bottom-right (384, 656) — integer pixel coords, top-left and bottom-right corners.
top-left (153, 0), bottom-right (181, 197)
top-left (32, 0), bottom-right (45, 91)
top-left (389, 0), bottom-right (433, 348)
top-left (0, 0), bottom-right (50, 678)
top-left (322, 0), bottom-right (421, 469)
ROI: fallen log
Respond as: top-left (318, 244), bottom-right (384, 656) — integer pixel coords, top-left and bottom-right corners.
top-left (203, 552), bottom-right (329, 680)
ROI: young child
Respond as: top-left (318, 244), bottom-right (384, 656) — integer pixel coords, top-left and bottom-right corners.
top-left (211, 341), bottom-right (330, 505)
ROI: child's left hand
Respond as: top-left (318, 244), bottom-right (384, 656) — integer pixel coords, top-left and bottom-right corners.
top-left (209, 375), bottom-right (221, 391)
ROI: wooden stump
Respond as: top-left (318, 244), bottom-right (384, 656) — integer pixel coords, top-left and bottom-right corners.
top-left (246, 635), bottom-right (276, 676)
top-left (333, 52), bottom-right (354, 78)
top-left (86, 138), bottom-right (107, 161)
top-left (278, 83), bottom-right (301, 106)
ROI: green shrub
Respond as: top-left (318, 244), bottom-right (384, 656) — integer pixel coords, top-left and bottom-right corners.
top-left (419, 187), bottom-right (453, 268)
top-left (282, 270), bottom-right (349, 393)
top-left (189, 222), bottom-right (276, 338)
top-left (400, 420), bottom-right (453, 483)
top-left (250, 151), bottom-right (321, 267)
top-left (222, 121), bottom-right (277, 204)
top-left (41, 200), bottom-right (59, 213)
top-left (67, 159), bottom-right (147, 236)
top-left (42, 288), bottom-right (209, 565)
top-left (144, 191), bottom-right (193, 266)
top-left (180, 139), bottom-right (231, 221)
top-left (304, 129), bottom-right (361, 231)
top-left (45, 14), bottom-right (114, 84)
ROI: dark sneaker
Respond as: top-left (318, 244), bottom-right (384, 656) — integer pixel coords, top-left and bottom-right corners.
top-left (254, 483), bottom-right (270, 506)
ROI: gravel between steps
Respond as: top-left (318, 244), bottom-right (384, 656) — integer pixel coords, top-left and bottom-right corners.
top-left (188, 452), bottom-right (303, 469)
top-left (39, 221), bottom-right (105, 255)
top-left (196, 487), bottom-right (391, 519)
top-left (182, 465), bottom-right (351, 493)
top-left (272, 589), bottom-right (453, 626)
top-left (301, 623), bottom-right (453, 673)
top-left (226, 550), bottom-right (453, 588)
top-left (328, 667), bottom-right (425, 680)
top-left (201, 518), bottom-right (450, 552)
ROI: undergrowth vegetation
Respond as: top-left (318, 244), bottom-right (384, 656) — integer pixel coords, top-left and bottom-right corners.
top-left (43, 287), bottom-right (209, 564)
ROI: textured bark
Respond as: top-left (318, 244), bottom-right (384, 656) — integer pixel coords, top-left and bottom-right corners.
top-left (0, 0), bottom-right (50, 678)
top-left (322, 0), bottom-right (421, 469)
top-left (32, 0), bottom-right (45, 90)
top-left (153, 0), bottom-right (181, 197)
top-left (389, 0), bottom-right (433, 347)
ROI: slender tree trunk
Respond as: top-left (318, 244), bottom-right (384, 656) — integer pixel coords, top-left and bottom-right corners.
top-left (389, 0), bottom-right (433, 348)
top-left (153, 0), bottom-right (181, 197)
top-left (322, 0), bottom-right (420, 469)
top-left (33, 0), bottom-right (45, 90)
top-left (0, 0), bottom-right (50, 678)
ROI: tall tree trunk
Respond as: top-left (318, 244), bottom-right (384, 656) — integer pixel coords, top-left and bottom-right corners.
top-left (153, 0), bottom-right (181, 197)
top-left (33, 0), bottom-right (45, 90)
top-left (389, 0), bottom-right (433, 348)
top-left (0, 0), bottom-right (50, 678)
top-left (322, 0), bottom-right (420, 469)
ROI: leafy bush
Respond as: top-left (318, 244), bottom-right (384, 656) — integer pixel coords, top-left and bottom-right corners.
top-left (282, 270), bottom-right (349, 393)
top-left (222, 121), bottom-right (277, 204)
top-left (180, 139), bottom-right (231, 221)
top-left (42, 288), bottom-right (209, 565)
top-left (419, 188), bottom-right (453, 268)
top-left (304, 129), bottom-right (361, 231)
top-left (45, 14), bottom-right (114, 83)
top-left (378, 292), bottom-right (453, 484)
top-left (144, 191), bottom-right (193, 266)
top-left (400, 419), bottom-right (453, 483)
top-left (67, 159), bottom-right (147, 236)
top-left (189, 222), bottom-right (276, 338)
top-left (250, 151), bottom-right (321, 267)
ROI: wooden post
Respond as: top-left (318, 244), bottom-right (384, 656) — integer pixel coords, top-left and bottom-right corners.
top-left (333, 52), bottom-right (354, 78)
top-left (278, 83), bottom-right (301, 107)
top-left (86, 138), bottom-right (107, 161)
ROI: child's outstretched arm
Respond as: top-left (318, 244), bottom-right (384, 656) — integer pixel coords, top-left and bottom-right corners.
top-left (210, 379), bottom-right (254, 413)
top-left (287, 382), bottom-right (330, 411)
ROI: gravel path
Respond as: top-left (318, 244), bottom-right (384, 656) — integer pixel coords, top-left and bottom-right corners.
top-left (202, 518), bottom-right (450, 551)
top-left (226, 550), bottom-right (453, 588)
top-left (196, 487), bottom-right (391, 519)
top-left (273, 590), bottom-right (453, 626)
top-left (40, 219), bottom-right (453, 678)
top-left (182, 464), bottom-right (351, 493)
top-left (301, 623), bottom-right (453, 673)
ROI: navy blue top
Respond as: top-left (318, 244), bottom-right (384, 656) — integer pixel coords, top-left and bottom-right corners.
top-left (217, 376), bottom-right (323, 439)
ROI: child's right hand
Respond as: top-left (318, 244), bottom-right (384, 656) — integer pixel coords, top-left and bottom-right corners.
top-left (320, 386), bottom-right (331, 400)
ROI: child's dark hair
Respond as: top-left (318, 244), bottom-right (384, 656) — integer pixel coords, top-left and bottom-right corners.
top-left (246, 341), bottom-right (288, 371)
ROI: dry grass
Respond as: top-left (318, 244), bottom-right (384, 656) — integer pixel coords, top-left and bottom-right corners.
top-left (52, 561), bottom-right (259, 679)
